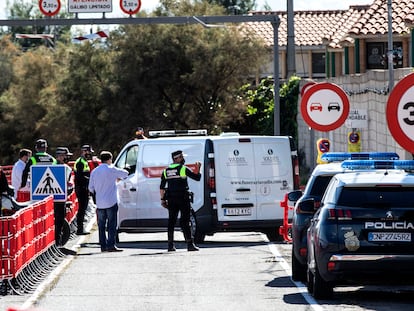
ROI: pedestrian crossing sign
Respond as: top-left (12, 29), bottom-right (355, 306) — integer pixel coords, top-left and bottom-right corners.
top-left (31, 165), bottom-right (67, 202)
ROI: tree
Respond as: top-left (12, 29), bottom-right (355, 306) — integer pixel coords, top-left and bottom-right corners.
top-left (3, 0), bottom-right (73, 50)
top-left (0, 44), bottom-right (67, 162)
top-left (58, 42), bottom-right (115, 150)
top-left (109, 0), bottom-right (267, 138)
top-left (207, 0), bottom-right (256, 14)
top-left (238, 76), bottom-right (300, 142)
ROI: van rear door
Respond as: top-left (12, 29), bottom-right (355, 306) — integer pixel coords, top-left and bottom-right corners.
top-left (213, 136), bottom-right (293, 223)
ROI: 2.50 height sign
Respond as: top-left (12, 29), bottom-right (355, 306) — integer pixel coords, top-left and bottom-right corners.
top-left (120, 0), bottom-right (142, 15)
top-left (39, 0), bottom-right (61, 16)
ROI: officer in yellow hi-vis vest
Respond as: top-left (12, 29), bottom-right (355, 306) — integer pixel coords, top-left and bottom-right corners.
top-left (160, 150), bottom-right (201, 252)
top-left (21, 139), bottom-right (57, 189)
top-left (74, 144), bottom-right (94, 235)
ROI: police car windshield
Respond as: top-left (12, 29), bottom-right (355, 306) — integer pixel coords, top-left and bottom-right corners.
top-left (309, 175), bottom-right (334, 197)
top-left (337, 187), bottom-right (414, 208)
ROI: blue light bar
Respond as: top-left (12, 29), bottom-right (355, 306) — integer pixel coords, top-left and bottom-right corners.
top-left (321, 152), bottom-right (399, 163)
top-left (341, 160), bottom-right (414, 170)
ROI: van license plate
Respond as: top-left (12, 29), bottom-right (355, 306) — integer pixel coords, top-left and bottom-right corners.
top-left (224, 208), bottom-right (252, 216)
top-left (368, 232), bottom-right (411, 242)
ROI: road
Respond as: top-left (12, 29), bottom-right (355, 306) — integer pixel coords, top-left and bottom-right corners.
top-left (2, 228), bottom-right (414, 311)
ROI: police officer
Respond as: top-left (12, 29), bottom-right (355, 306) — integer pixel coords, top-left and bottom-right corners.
top-left (74, 144), bottom-right (94, 235)
top-left (160, 150), bottom-right (201, 252)
top-left (54, 147), bottom-right (74, 246)
top-left (21, 139), bottom-right (57, 189)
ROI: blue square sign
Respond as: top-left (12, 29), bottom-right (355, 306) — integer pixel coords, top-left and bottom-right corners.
top-left (31, 165), bottom-right (67, 202)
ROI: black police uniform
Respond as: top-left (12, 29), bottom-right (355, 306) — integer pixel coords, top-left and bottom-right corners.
top-left (74, 145), bottom-right (94, 235)
top-left (160, 156), bottom-right (201, 251)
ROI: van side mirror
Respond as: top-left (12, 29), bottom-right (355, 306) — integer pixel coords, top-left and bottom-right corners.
top-left (288, 190), bottom-right (302, 202)
top-left (296, 198), bottom-right (316, 214)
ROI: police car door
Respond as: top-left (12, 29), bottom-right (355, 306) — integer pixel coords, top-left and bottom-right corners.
top-left (214, 137), bottom-right (258, 221)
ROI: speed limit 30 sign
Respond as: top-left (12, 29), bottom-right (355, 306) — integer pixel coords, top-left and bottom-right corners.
top-left (387, 72), bottom-right (414, 154)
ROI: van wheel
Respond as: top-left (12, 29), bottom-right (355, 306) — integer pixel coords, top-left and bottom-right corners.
top-left (265, 228), bottom-right (283, 242)
top-left (190, 210), bottom-right (205, 244)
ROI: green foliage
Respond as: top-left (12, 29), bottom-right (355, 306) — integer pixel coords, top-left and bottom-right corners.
top-left (2, 0), bottom-right (73, 50)
top-left (0, 0), bottom-right (271, 164)
top-left (207, 0), bottom-right (256, 14)
top-left (240, 76), bottom-right (300, 142)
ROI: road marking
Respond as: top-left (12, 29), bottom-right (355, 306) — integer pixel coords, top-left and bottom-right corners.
top-left (21, 221), bottom-right (96, 309)
top-left (267, 242), bottom-right (324, 311)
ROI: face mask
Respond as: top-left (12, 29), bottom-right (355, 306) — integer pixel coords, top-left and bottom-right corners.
top-left (180, 158), bottom-right (185, 165)
top-left (85, 153), bottom-right (92, 160)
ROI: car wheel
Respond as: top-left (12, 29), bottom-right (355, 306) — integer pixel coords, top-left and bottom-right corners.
top-left (307, 267), bottom-right (314, 294)
top-left (312, 263), bottom-right (333, 299)
top-left (190, 210), bottom-right (205, 244)
top-left (291, 248), bottom-right (307, 282)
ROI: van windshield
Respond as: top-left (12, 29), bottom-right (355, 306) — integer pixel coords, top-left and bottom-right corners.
top-left (116, 145), bottom-right (138, 174)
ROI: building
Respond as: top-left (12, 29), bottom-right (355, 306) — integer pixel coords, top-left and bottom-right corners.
top-left (247, 0), bottom-right (414, 79)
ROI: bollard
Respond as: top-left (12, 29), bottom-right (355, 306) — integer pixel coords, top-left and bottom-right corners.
top-left (278, 193), bottom-right (293, 242)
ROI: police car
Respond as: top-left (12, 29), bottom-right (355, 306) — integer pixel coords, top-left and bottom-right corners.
top-left (288, 152), bottom-right (400, 282)
top-left (306, 160), bottom-right (414, 299)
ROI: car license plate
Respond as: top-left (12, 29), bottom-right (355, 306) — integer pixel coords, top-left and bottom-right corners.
top-left (368, 232), bottom-right (411, 242)
top-left (224, 208), bottom-right (252, 216)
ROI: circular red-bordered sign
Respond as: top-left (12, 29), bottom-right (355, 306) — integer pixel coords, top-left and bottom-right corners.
top-left (120, 0), bottom-right (142, 15)
top-left (300, 81), bottom-right (316, 97)
top-left (300, 82), bottom-right (350, 132)
top-left (386, 72), bottom-right (414, 154)
top-left (38, 0), bottom-right (61, 16)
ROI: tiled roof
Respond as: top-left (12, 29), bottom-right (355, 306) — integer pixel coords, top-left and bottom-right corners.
top-left (245, 0), bottom-right (414, 49)
top-left (247, 6), bottom-right (367, 49)
top-left (349, 0), bottom-right (414, 37)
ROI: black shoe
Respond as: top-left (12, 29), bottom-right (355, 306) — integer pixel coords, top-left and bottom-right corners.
top-left (187, 243), bottom-right (199, 252)
top-left (76, 231), bottom-right (90, 235)
top-left (168, 245), bottom-right (176, 252)
top-left (107, 246), bottom-right (123, 252)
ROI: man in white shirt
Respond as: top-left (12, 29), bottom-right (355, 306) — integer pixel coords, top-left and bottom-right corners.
top-left (88, 151), bottom-right (128, 252)
top-left (11, 148), bottom-right (32, 198)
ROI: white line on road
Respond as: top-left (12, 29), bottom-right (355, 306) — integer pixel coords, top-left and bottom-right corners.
top-left (267, 242), bottom-right (324, 311)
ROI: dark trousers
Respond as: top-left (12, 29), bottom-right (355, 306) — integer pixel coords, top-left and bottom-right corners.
top-left (167, 196), bottom-right (192, 242)
top-left (54, 202), bottom-right (65, 246)
top-left (75, 188), bottom-right (89, 232)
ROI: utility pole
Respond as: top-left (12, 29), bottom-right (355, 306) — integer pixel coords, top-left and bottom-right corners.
top-left (287, 0), bottom-right (296, 78)
top-left (387, 0), bottom-right (394, 91)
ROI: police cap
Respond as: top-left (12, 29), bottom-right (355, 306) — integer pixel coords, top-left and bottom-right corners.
top-left (171, 150), bottom-right (186, 160)
top-left (56, 147), bottom-right (73, 156)
top-left (35, 139), bottom-right (48, 149)
top-left (81, 144), bottom-right (94, 153)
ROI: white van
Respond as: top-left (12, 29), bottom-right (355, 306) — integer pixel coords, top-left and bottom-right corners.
top-left (114, 130), bottom-right (299, 242)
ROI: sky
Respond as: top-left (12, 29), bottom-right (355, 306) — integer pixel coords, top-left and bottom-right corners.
top-left (0, 0), bottom-right (374, 19)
